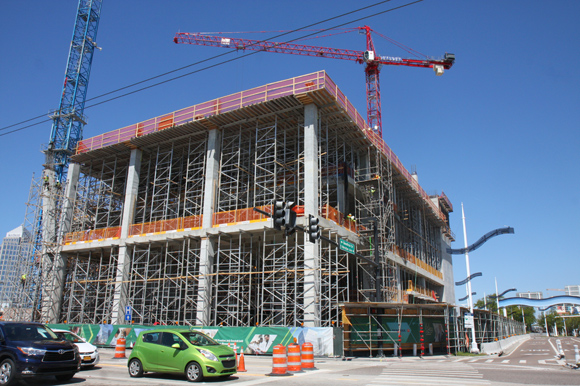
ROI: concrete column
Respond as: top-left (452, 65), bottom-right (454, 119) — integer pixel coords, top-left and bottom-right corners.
top-left (303, 104), bottom-right (319, 327)
top-left (196, 129), bottom-right (221, 325)
top-left (40, 165), bottom-right (80, 323)
top-left (40, 168), bottom-right (63, 323)
top-left (440, 236), bottom-right (455, 304)
top-left (337, 176), bottom-right (346, 215)
top-left (60, 163), bottom-right (81, 237)
top-left (112, 148), bottom-right (142, 324)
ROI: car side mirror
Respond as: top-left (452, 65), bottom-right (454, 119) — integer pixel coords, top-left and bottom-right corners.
top-left (171, 343), bottom-right (182, 350)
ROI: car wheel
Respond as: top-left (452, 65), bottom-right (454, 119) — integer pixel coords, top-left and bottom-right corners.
top-left (185, 362), bottom-right (203, 382)
top-left (0, 358), bottom-right (15, 386)
top-left (55, 373), bottom-right (75, 382)
top-left (128, 358), bottom-right (144, 378)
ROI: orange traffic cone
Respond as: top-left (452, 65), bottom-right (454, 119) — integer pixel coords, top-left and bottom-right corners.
top-left (237, 347), bottom-right (247, 372)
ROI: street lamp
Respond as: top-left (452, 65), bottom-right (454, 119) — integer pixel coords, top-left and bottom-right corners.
top-left (461, 204), bottom-right (479, 353)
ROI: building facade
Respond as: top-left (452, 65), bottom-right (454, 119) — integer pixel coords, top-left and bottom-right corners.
top-left (23, 72), bottom-right (456, 326)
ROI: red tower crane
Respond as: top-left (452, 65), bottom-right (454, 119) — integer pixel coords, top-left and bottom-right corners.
top-left (174, 26), bottom-right (455, 137)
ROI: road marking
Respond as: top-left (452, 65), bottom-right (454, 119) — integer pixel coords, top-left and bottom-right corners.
top-left (519, 360), bottom-right (526, 364)
top-left (485, 359), bottom-right (493, 363)
top-left (373, 362), bottom-right (490, 386)
top-left (501, 360), bottom-right (509, 363)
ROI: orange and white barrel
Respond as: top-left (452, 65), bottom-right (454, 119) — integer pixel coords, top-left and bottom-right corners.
top-left (287, 344), bottom-right (302, 372)
top-left (301, 342), bottom-right (316, 370)
top-left (114, 337), bottom-right (126, 359)
top-left (268, 344), bottom-right (292, 376)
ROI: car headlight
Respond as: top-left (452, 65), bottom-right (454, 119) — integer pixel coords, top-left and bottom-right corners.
top-left (18, 347), bottom-right (47, 356)
top-left (198, 349), bottom-right (218, 362)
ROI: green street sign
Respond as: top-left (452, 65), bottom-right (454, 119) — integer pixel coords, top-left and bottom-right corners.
top-left (339, 238), bottom-right (355, 254)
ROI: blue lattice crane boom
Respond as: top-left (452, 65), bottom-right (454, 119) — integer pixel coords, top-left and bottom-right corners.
top-left (47, 0), bottom-right (103, 182)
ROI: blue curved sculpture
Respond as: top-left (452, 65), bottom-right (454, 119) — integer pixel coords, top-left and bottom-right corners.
top-left (455, 272), bottom-right (482, 286)
top-left (499, 295), bottom-right (580, 308)
top-left (447, 227), bottom-right (514, 255)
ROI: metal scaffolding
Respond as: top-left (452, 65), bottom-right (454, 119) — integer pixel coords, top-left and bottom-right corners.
top-left (3, 72), bottom-right (455, 327)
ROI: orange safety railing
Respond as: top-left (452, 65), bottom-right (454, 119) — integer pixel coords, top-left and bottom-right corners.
top-left (64, 227), bottom-right (121, 244)
top-left (407, 280), bottom-right (438, 301)
top-left (129, 215), bottom-right (203, 236)
top-left (76, 72), bottom-right (326, 154)
top-left (213, 206), bottom-right (272, 226)
top-left (393, 246), bottom-right (443, 280)
top-left (321, 204), bottom-right (358, 233)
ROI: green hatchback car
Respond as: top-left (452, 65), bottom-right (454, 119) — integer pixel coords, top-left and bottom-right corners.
top-left (127, 328), bottom-right (236, 382)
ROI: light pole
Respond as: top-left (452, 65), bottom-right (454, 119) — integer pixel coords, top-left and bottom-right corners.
top-left (492, 280), bottom-right (517, 339)
top-left (461, 203), bottom-right (479, 353)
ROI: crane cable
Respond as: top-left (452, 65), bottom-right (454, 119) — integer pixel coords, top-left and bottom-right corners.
top-left (0, 0), bottom-right (424, 138)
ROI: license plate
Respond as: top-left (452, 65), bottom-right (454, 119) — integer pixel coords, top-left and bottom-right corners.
top-left (83, 356), bottom-right (92, 361)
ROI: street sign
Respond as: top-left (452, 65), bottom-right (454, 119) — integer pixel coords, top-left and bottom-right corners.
top-left (339, 239), bottom-right (355, 254)
top-left (464, 313), bottom-right (474, 328)
top-left (125, 306), bottom-right (132, 322)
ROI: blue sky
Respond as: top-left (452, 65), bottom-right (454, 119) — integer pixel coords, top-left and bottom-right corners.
top-left (1, 0), bottom-right (579, 304)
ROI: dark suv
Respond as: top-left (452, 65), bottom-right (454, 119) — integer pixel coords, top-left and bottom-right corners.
top-left (0, 322), bottom-right (80, 385)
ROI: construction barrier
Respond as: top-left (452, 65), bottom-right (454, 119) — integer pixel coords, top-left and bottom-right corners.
top-left (113, 336), bottom-right (126, 359)
top-left (287, 344), bottom-right (302, 373)
top-left (268, 344), bottom-right (292, 376)
top-left (301, 342), bottom-right (316, 370)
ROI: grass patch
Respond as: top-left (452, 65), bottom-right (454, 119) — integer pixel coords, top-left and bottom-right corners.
top-left (454, 351), bottom-right (485, 356)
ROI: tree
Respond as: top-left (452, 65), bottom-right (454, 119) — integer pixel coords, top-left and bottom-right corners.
top-left (538, 310), bottom-right (580, 336)
top-left (506, 306), bottom-right (536, 331)
top-left (474, 294), bottom-right (499, 313)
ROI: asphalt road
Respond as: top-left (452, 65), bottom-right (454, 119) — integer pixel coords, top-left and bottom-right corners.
top-left (14, 335), bottom-right (580, 386)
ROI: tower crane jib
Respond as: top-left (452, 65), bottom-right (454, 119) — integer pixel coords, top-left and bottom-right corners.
top-left (174, 26), bottom-right (455, 137)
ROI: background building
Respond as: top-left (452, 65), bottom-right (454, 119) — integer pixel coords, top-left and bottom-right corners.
top-left (0, 226), bottom-right (31, 309)
top-left (516, 292), bottom-right (543, 300)
top-left (565, 285), bottom-right (580, 297)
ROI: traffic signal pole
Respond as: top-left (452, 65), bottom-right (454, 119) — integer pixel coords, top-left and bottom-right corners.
top-left (252, 207), bottom-right (378, 267)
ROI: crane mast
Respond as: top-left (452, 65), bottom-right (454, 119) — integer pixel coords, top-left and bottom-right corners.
top-left (47, 0), bottom-right (103, 182)
top-left (0, 0), bottom-right (103, 323)
top-left (174, 26), bottom-right (455, 137)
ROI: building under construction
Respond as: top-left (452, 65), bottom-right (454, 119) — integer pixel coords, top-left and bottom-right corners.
top-left (6, 71), bottom-right (456, 327)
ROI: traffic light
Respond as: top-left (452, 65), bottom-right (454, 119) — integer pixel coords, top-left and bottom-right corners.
top-left (308, 214), bottom-right (320, 243)
top-left (285, 202), bottom-right (297, 236)
top-left (273, 201), bottom-right (286, 230)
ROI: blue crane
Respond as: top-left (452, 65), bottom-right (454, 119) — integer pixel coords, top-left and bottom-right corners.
top-left (47, 0), bottom-right (103, 182)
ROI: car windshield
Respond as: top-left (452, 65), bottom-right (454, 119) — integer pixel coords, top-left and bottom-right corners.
top-left (180, 332), bottom-right (220, 346)
top-left (2, 324), bottom-right (58, 341)
top-left (56, 331), bottom-right (85, 343)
